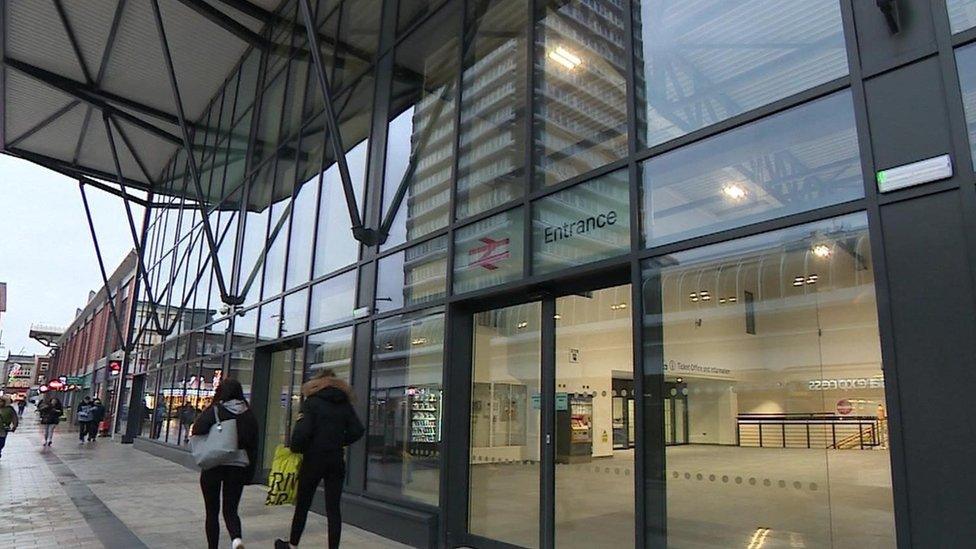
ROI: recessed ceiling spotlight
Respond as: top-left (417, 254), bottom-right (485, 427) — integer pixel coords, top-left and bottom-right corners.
top-left (728, 296), bottom-right (738, 303)
top-left (722, 184), bottom-right (747, 200)
top-left (806, 274), bottom-right (819, 285)
top-left (793, 276), bottom-right (805, 287)
top-left (553, 314), bottom-right (562, 320)
top-left (517, 321), bottom-right (528, 329)
top-left (812, 244), bottom-right (832, 258)
top-left (411, 337), bottom-right (428, 346)
top-left (719, 298), bottom-right (727, 304)
top-left (610, 303), bottom-right (628, 311)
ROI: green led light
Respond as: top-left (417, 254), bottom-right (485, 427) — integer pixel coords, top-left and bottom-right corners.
top-left (876, 171), bottom-right (887, 185)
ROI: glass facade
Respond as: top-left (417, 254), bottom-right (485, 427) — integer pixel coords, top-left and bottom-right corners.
top-left (127, 1), bottom-right (912, 547)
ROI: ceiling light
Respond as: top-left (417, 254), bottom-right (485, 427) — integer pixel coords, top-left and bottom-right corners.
top-left (812, 244), bottom-right (832, 258)
top-left (793, 276), bottom-right (805, 287)
top-left (722, 184), bottom-right (747, 200)
top-left (610, 303), bottom-right (628, 311)
top-left (719, 298), bottom-right (726, 304)
top-left (729, 296), bottom-right (737, 303)
top-left (548, 46), bottom-right (582, 70)
top-left (517, 321), bottom-right (528, 329)
top-left (553, 314), bottom-right (562, 320)
top-left (411, 337), bottom-right (428, 346)
top-left (806, 274), bottom-right (818, 285)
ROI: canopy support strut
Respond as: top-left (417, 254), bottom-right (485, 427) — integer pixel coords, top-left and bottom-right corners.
top-left (151, 0), bottom-right (242, 306)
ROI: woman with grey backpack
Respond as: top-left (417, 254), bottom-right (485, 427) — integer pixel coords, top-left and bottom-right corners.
top-left (190, 379), bottom-right (259, 549)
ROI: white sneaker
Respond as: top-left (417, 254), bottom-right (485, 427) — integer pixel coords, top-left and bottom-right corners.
top-left (231, 538), bottom-right (245, 549)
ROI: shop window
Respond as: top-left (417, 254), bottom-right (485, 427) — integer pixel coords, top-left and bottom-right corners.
top-left (955, 44), bottom-right (976, 170)
top-left (633, 0), bottom-right (849, 148)
top-left (382, 3), bottom-right (459, 250)
top-left (640, 212), bottom-right (895, 547)
top-left (641, 90), bottom-right (862, 248)
top-left (532, 170), bottom-right (630, 275)
top-left (141, 369), bottom-right (160, 440)
top-left (309, 270), bottom-right (357, 330)
top-left (948, 0), bottom-right (976, 33)
top-left (367, 308), bottom-right (445, 505)
top-left (376, 235), bottom-right (448, 313)
top-left (534, 0), bottom-right (628, 187)
top-left (456, 0), bottom-right (528, 219)
top-left (453, 207), bottom-right (525, 294)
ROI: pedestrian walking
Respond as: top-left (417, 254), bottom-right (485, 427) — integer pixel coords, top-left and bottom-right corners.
top-left (89, 398), bottom-right (107, 442)
top-left (76, 396), bottom-right (95, 443)
top-left (16, 397), bottom-right (26, 417)
top-left (38, 393), bottom-right (63, 446)
top-left (0, 396), bottom-right (20, 460)
top-left (275, 369), bottom-right (364, 549)
top-left (190, 379), bottom-right (258, 549)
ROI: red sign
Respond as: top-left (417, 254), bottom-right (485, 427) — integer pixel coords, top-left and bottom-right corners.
top-left (468, 237), bottom-right (510, 271)
top-left (109, 360), bottom-right (122, 375)
top-left (836, 399), bottom-right (853, 415)
top-left (47, 379), bottom-right (64, 390)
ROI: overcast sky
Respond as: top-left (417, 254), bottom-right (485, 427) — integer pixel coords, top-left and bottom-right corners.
top-left (0, 155), bottom-right (141, 357)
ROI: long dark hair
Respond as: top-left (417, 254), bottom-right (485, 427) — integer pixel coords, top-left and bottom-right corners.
top-left (213, 378), bottom-right (247, 404)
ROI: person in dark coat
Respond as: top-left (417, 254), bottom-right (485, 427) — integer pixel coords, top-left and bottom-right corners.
top-left (76, 396), bottom-right (95, 443)
top-left (38, 394), bottom-right (63, 446)
top-left (275, 369), bottom-right (364, 549)
top-left (89, 398), bottom-right (107, 442)
top-left (191, 379), bottom-right (259, 549)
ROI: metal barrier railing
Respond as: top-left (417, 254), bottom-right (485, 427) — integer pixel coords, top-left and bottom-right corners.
top-left (736, 413), bottom-right (882, 449)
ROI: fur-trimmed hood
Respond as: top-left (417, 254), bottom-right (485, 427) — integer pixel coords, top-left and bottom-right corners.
top-left (301, 376), bottom-right (353, 402)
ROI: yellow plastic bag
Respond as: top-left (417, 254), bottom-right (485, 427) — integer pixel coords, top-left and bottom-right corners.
top-left (266, 444), bottom-right (302, 506)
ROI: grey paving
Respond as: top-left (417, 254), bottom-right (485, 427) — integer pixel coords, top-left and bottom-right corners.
top-left (0, 409), bottom-right (407, 548)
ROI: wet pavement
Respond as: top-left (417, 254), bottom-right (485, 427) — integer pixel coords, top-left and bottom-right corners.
top-left (0, 408), bottom-right (406, 548)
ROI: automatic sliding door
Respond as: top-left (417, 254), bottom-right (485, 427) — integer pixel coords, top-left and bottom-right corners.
top-left (468, 302), bottom-right (543, 548)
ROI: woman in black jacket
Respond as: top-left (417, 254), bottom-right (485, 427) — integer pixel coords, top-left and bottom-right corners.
top-left (191, 379), bottom-right (259, 549)
top-left (275, 369), bottom-right (364, 549)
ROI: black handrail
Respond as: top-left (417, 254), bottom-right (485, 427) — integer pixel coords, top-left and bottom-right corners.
top-left (736, 413), bottom-right (882, 449)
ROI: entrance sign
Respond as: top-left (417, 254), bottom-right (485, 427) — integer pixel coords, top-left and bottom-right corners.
top-left (876, 154), bottom-right (952, 192)
top-left (532, 170), bottom-right (630, 275)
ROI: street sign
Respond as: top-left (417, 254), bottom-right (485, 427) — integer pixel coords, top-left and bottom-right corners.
top-left (65, 376), bottom-right (83, 385)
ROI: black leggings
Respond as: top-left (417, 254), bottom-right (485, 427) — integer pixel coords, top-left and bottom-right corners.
top-left (79, 421), bottom-right (98, 440)
top-left (200, 465), bottom-right (247, 549)
top-left (290, 456), bottom-right (345, 548)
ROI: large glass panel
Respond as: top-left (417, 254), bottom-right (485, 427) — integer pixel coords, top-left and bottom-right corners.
top-left (229, 349), bottom-right (255, 401)
top-left (532, 170), bottom-right (630, 275)
top-left (554, 285), bottom-right (635, 548)
top-left (641, 213), bottom-right (895, 547)
top-left (633, 0), bottom-right (849, 148)
top-left (456, 0), bottom-right (528, 219)
top-left (233, 306), bottom-right (258, 346)
top-left (382, 5), bottom-right (459, 249)
top-left (534, 1), bottom-right (628, 187)
top-left (285, 136), bottom-right (323, 289)
top-left (312, 86), bottom-right (370, 277)
top-left (375, 235), bottom-right (448, 313)
top-left (309, 270), bottom-right (357, 329)
top-left (239, 162), bottom-right (274, 305)
top-left (264, 348), bottom-right (303, 469)
top-left (281, 289), bottom-right (309, 337)
top-left (955, 44), bottom-right (976, 170)
top-left (468, 302), bottom-right (542, 547)
top-left (367, 309), bottom-right (445, 505)
top-left (948, 0), bottom-right (976, 33)
top-left (641, 91), bottom-right (862, 248)
top-left (453, 207), bottom-right (525, 294)
top-left (306, 326), bottom-right (354, 382)
top-left (259, 299), bottom-right (283, 342)
top-left (262, 154), bottom-right (297, 300)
